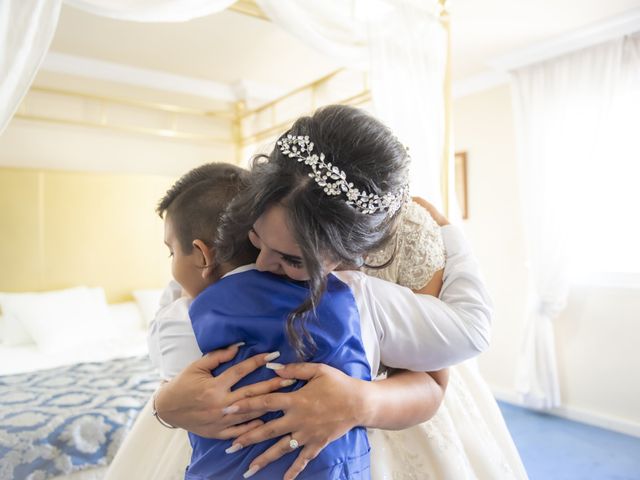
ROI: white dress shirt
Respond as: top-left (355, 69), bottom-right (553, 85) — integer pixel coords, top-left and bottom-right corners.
top-left (148, 225), bottom-right (492, 379)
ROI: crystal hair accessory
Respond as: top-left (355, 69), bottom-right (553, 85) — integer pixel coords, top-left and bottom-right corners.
top-left (277, 134), bottom-right (408, 215)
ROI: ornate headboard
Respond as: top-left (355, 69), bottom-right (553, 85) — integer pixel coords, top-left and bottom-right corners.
top-left (0, 167), bottom-right (175, 302)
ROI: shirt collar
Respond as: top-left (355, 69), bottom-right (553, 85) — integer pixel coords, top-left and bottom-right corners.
top-left (221, 263), bottom-right (257, 279)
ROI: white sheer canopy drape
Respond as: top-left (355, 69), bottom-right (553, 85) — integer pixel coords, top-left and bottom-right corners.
top-left (0, 0), bottom-right (62, 135)
top-left (368, 2), bottom-right (447, 205)
top-left (257, 0), bottom-right (447, 203)
top-left (510, 34), bottom-right (640, 409)
top-left (0, 0), bottom-right (236, 136)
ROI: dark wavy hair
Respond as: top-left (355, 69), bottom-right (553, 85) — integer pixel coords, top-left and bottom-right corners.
top-left (215, 105), bottom-right (410, 356)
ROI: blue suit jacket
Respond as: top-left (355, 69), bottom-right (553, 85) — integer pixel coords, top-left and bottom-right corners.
top-left (186, 268), bottom-right (371, 480)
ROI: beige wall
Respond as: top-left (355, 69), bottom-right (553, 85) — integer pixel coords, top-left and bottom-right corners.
top-left (0, 167), bottom-right (175, 303)
top-left (453, 85), bottom-right (530, 391)
top-left (453, 85), bottom-right (640, 434)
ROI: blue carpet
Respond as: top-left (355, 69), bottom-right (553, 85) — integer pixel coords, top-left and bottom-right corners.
top-left (498, 401), bottom-right (640, 480)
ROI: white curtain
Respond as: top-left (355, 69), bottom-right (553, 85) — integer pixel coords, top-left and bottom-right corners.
top-left (253, 0), bottom-right (368, 64)
top-left (64, 0), bottom-right (236, 22)
top-left (0, 0), bottom-right (62, 136)
top-left (368, 2), bottom-right (446, 204)
top-left (510, 35), bottom-right (640, 409)
top-left (257, 0), bottom-right (447, 204)
top-left (0, 0), bottom-right (237, 136)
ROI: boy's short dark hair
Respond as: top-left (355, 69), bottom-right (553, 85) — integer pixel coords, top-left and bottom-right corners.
top-left (157, 162), bottom-right (256, 265)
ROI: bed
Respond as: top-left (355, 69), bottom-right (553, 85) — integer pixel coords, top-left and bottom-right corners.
top-left (0, 287), bottom-right (162, 480)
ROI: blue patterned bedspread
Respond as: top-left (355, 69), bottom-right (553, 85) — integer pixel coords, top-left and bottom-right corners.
top-left (0, 356), bottom-right (159, 480)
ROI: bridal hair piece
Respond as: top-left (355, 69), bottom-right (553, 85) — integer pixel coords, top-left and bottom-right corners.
top-left (216, 105), bottom-right (412, 359)
top-left (277, 134), bottom-right (408, 216)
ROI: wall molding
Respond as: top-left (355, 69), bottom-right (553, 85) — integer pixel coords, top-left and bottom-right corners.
top-left (492, 386), bottom-right (640, 439)
top-left (452, 70), bottom-right (509, 99)
top-left (453, 7), bottom-right (640, 99)
top-left (42, 52), bottom-right (279, 104)
top-left (231, 79), bottom-right (288, 109)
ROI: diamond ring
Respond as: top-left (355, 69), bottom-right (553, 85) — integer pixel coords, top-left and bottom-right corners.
top-left (289, 438), bottom-right (299, 450)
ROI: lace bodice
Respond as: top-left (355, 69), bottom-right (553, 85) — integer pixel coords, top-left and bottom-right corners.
top-left (363, 200), bottom-right (446, 289)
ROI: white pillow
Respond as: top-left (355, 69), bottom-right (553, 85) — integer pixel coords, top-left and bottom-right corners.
top-left (107, 302), bottom-right (144, 333)
top-left (0, 287), bottom-right (111, 353)
top-left (132, 289), bottom-right (164, 328)
top-left (0, 313), bottom-right (4, 343)
top-left (0, 293), bottom-right (37, 346)
top-left (2, 311), bottom-right (33, 346)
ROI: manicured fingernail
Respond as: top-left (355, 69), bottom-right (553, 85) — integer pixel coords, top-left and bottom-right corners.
top-left (266, 362), bottom-right (284, 370)
top-left (225, 443), bottom-right (243, 454)
top-left (280, 379), bottom-right (296, 387)
top-left (232, 342), bottom-right (246, 348)
top-left (243, 465), bottom-right (260, 478)
top-left (264, 351), bottom-right (280, 362)
top-left (222, 405), bottom-right (239, 415)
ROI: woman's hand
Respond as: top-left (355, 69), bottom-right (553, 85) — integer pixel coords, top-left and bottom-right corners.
top-left (412, 196), bottom-right (450, 226)
top-left (154, 344), bottom-right (292, 439)
top-left (225, 363), bottom-right (370, 480)
top-left (225, 362), bottom-right (447, 479)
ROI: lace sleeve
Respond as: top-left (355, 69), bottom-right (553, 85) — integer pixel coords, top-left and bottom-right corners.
top-left (363, 201), bottom-right (446, 290)
top-left (396, 201), bottom-right (446, 290)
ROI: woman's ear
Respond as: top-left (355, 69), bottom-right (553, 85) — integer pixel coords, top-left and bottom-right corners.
top-left (192, 239), bottom-right (216, 279)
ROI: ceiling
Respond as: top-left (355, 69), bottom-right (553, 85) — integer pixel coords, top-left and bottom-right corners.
top-left (36, 0), bottom-right (640, 107)
top-left (49, 6), bottom-right (337, 89)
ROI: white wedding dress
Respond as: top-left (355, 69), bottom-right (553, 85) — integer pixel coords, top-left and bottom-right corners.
top-left (364, 201), bottom-right (527, 479)
top-left (105, 201), bottom-right (527, 480)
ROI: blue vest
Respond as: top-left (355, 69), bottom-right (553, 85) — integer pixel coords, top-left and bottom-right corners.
top-left (187, 269), bottom-right (371, 480)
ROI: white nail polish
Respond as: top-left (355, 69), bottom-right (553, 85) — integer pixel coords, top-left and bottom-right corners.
top-left (222, 405), bottom-right (239, 415)
top-left (232, 342), bottom-right (246, 348)
top-left (280, 379), bottom-right (296, 387)
top-left (225, 443), bottom-right (243, 454)
top-left (243, 465), bottom-right (260, 478)
top-left (264, 351), bottom-right (281, 362)
top-left (266, 362), bottom-right (284, 370)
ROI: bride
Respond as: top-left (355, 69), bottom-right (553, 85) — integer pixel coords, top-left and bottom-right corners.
top-left (107, 105), bottom-right (527, 479)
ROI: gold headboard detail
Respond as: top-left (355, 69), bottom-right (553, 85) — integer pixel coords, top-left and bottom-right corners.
top-left (0, 167), bottom-right (175, 302)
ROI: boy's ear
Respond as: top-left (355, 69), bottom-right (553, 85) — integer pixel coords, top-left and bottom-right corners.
top-left (192, 239), bottom-right (216, 279)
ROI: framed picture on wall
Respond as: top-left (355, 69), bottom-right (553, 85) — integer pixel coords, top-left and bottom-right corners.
top-left (454, 151), bottom-right (469, 219)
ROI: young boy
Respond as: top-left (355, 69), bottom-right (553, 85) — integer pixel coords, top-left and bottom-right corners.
top-left (150, 162), bottom-right (373, 479)
top-left (147, 163), bottom-right (257, 381)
